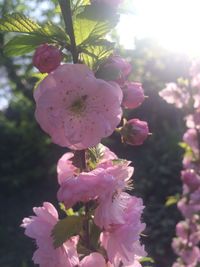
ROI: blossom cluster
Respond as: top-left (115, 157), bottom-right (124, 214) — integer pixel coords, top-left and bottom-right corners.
top-left (21, 0), bottom-right (149, 266)
top-left (160, 61), bottom-right (200, 267)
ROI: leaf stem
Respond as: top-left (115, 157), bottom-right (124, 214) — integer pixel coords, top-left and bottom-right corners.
top-left (58, 0), bottom-right (78, 63)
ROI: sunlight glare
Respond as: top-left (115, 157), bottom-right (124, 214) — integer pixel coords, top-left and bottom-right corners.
top-left (118, 0), bottom-right (200, 56)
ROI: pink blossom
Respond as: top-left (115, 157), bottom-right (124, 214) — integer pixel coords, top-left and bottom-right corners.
top-left (182, 246), bottom-right (200, 266)
top-left (100, 196), bottom-right (146, 266)
top-left (178, 192), bottom-right (200, 218)
top-left (57, 152), bottom-right (78, 185)
top-left (176, 221), bottom-right (189, 241)
top-left (34, 64), bottom-right (122, 150)
top-left (192, 74), bottom-right (200, 89)
top-left (33, 44), bottom-right (62, 73)
top-left (80, 252), bottom-right (106, 267)
top-left (159, 83), bottom-right (190, 108)
top-left (57, 160), bottom-right (134, 228)
top-left (21, 202), bottom-right (79, 267)
top-left (96, 55), bottom-right (132, 86)
top-left (183, 129), bottom-right (199, 157)
top-left (121, 82), bottom-right (145, 109)
top-left (185, 110), bottom-right (200, 129)
top-left (120, 119), bottom-right (149, 146)
top-left (181, 169), bottom-right (200, 192)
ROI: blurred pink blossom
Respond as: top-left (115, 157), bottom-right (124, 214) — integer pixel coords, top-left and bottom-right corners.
top-left (159, 83), bottom-right (190, 108)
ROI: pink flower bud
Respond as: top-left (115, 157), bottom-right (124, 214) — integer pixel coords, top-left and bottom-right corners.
top-left (96, 55), bottom-right (131, 86)
top-left (33, 44), bottom-right (62, 73)
top-left (121, 119), bottom-right (149, 146)
top-left (122, 82), bottom-right (145, 109)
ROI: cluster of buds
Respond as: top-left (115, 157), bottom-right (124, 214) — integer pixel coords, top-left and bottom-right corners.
top-left (160, 60), bottom-right (200, 267)
top-left (96, 55), bottom-right (149, 146)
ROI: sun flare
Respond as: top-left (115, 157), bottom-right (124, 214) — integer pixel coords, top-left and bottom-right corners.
top-left (118, 0), bottom-right (200, 57)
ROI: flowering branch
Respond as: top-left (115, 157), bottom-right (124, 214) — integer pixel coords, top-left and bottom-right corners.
top-left (58, 0), bottom-right (78, 63)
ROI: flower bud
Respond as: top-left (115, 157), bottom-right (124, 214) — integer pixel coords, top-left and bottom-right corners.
top-left (96, 55), bottom-right (131, 86)
top-left (33, 44), bottom-right (62, 73)
top-left (122, 82), bottom-right (145, 109)
top-left (120, 119), bottom-right (149, 146)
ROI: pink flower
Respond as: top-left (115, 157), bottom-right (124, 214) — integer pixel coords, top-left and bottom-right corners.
top-left (182, 246), bottom-right (200, 266)
top-left (185, 109), bottom-right (200, 129)
top-left (34, 64), bottom-right (122, 150)
top-left (120, 119), bottom-right (149, 146)
top-left (80, 252), bottom-right (106, 267)
top-left (57, 152), bottom-right (78, 185)
top-left (178, 192), bottom-right (200, 218)
top-left (183, 129), bottom-right (199, 156)
top-left (159, 83), bottom-right (190, 108)
top-left (176, 221), bottom-right (189, 240)
top-left (21, 202), bottom-right (79, 267)
top-left (100, 195), bottom-right (146, 266)
top-left (121, 82), bottom-right (145, 109)
top-left (57, 159), bottom-right (134, 228)
top-left (181, 169), bottom-right (200, 192)
top-left (96, 55), bottom-right (132, 86)
top-left (33, 44), bottom-right (62, 73)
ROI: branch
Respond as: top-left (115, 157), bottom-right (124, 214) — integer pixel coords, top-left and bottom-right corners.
top-left (58, 0), bottom-right (78, 63)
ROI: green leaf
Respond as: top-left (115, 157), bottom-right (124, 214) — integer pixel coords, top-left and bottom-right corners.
top-left (4, 35), bottom-right (50, 56)
top-left (81, 39), bottom-right (114, 69)
top-left (74, 5), bottom-right (118, 46)
top-left (51, 216), bottom-right (83, 248)
top-left (89, 221), bottom-right (101, 249)
top-left (1, 13), bottom-right (69, 57)
top-left (33, 73), bottom-right (48, 90)
top-left (165, 194), bottom-right (180, 207)
top-left (39, 22), bottom-right (69, 43)
top-left (140, 257), bottom-right (155, 263)
top-left (0, 13), bottom-right (41, 33)
top-left (86, 144), bottom-right (105, 170)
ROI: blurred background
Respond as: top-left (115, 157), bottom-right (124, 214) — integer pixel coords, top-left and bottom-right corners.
top-left (0, 0), bottom-right (197, 266)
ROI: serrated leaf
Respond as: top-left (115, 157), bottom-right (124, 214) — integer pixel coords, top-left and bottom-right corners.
top-left (1, 13), bottom-right (69, 57)
top-left (40, 22), bottom-right (69, 42)
top-left (81, 39), bottom-right (114, 69)
top-left (0, 13), bottom-right (41, 33)
top-left (74, 5), bottom-right (118, 46)
top-left (4, 35), bottom-right (50, 56)
top-left (51, 216), bottom-right (83, 248)
top-left (86, 144), bottom-right (105, 170)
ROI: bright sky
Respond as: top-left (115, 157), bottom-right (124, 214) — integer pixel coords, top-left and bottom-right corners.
top-left (118, 0), bottom-right (200, 57)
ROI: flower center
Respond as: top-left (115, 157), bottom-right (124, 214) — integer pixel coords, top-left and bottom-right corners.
top-left (70, 95), bottom-right (87, 114)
